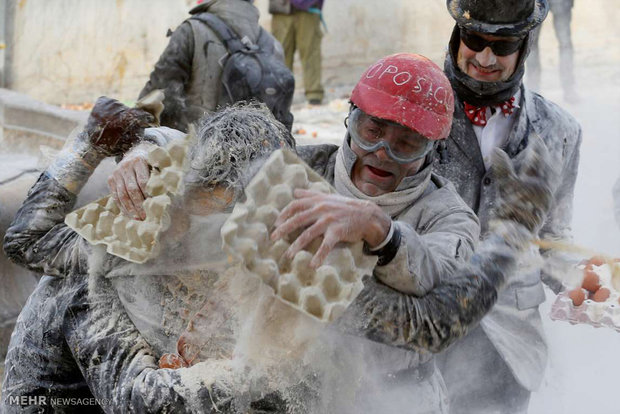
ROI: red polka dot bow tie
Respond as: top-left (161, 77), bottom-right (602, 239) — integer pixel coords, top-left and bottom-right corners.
top-left (464, 97), bottom-right (516, 126)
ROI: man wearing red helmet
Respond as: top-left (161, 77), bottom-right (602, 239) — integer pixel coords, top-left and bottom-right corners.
top-left (433, 1), bottom-right (583, 413)
top-left (279, 52), bottom-right (552, 412)
top-left (273, 53), bottom-right (482, 412)
top-left (287, 53), bottom-right (480, 295)
top-left (97, 53), bottom-right (537, 411)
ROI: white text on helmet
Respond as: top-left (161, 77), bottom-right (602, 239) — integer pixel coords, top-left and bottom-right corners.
top-left (365, 61), bottom-right (450, 109)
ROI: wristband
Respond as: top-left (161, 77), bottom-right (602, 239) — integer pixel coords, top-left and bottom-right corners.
top-left (364, 222), bottom-right (402, 266)
top-left (369, 221), bottom-right (394, 252)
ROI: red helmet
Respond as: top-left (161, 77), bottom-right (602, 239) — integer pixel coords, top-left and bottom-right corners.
top-left (350, 53), bottom-right (455, 141)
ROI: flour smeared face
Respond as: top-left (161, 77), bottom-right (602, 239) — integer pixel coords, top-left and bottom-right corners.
top-left (457, 32), bottom-right (520, 82)
top-left (350, 140), bottom-right (425, 197)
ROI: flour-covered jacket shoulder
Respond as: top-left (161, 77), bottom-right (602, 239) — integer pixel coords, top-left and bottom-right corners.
top-left (525, 89), bottom-right (581, 249)
top-left (297, 143), bottom-right (480, 296)
top-left (434, 86), bottom-right (581, 241)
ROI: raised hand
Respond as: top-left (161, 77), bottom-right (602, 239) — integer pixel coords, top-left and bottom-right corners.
top-left (491, 134), bottom-right (557, 234)
top-left (271, 189), bottom-right (391, 268)
top-left (85, 96), bottom-right (155, 157)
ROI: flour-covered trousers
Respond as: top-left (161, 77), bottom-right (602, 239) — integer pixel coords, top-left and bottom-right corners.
top-left (354, 360), bottom-right (449, 414)
top-left (437, 325), bottom-right (531, 414)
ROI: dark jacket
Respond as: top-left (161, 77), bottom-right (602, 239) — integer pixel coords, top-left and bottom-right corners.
top-left (140, 0), bottom-right (291, 132)
top-left (269, 0), bottom-right (324, 14)
top-left (291, 0), bottom-right (324, 11)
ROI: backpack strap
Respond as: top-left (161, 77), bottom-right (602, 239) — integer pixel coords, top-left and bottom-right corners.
top-left (189, 13), bottom-right (246, 54)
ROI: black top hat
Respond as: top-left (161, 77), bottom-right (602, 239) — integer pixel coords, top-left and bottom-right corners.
top-left (446, 0), bottom-right (549, 36)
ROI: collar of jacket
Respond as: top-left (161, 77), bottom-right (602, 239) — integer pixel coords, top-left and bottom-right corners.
top-left (500, 86), bottom-right (549, 159)
top-left (444, 25), bottom-right (534, 107)
top-left (449, 84), bottom-right (533, 166)
top-left (191, 0), bottom-right (261, 41)
top-left (340, 134), bottom-right (434, 192)
top-left (504, 86), bottom-right (532, 157)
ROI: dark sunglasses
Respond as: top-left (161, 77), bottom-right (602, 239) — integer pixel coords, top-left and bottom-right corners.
top-left (460, 28), bottom-right (524, 56)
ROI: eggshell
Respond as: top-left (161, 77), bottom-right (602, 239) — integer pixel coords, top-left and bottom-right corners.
top-left (588, 256), bottom-right (607, 267)
top-left (568, 288), bottom-right (586, 306)
top-left (582, 269), bottom-right (602, 293)
top-left (592, 288), bottom-right (611, 303)
top-left (158, 353), bottom-right (188, 369)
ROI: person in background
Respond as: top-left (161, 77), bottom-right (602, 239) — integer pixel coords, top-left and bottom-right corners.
top-left (269, 0), bottom-right (325, 105)
top-left (528, 0), bottom-right (579, 102)
top-left (434, 0), bottom-right (582, 413)
top-left (139, 0), bottom-right (294, 132)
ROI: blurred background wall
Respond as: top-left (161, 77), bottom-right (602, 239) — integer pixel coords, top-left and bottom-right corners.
top-left (4, 0), bottom-right (617, 105)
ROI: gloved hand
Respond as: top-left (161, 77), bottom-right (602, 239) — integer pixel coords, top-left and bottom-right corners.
top-left (491, 134), bottom-right (557, 235)
top-left (47, 97), bottom-right (157, 194)
top-left (84, 96), bottom-right (155, 157)
top-left (271, 189), bottom-right (391, 268)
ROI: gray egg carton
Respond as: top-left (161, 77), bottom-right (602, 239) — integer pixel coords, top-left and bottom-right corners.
top-left (65, 135), bottom-right (191, 263)
top-left (550, 264), bottom-right (620, 333)
top-left (221, 149), bottom-right (377, 323)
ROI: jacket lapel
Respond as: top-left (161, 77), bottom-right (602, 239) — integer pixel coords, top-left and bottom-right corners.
top-left (450, 100), bottom-right (485, 166)
top-left (504, 86), bottom-right (532, 158)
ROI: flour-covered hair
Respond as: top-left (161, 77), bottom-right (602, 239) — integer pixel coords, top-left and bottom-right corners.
top-left (185, 102), bottom-right (295, 193)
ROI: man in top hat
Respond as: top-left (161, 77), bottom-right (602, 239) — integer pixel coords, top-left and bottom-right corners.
top-left (434, 0), bottom-right (582, 413)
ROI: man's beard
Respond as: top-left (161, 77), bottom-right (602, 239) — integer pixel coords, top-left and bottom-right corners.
top-left (456, 54), bottom-right (513, 82)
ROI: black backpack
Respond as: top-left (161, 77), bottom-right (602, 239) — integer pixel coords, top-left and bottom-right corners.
top-left (190, 13), bottom-right (295, 130)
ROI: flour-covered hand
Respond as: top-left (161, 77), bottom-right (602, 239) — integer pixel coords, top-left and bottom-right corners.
top-left (271, 189), bottom-right (391, 268)
top-left (108, 144), bottom-right (154, 220)
top-left (492, 134), bottom-right (557, 234)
